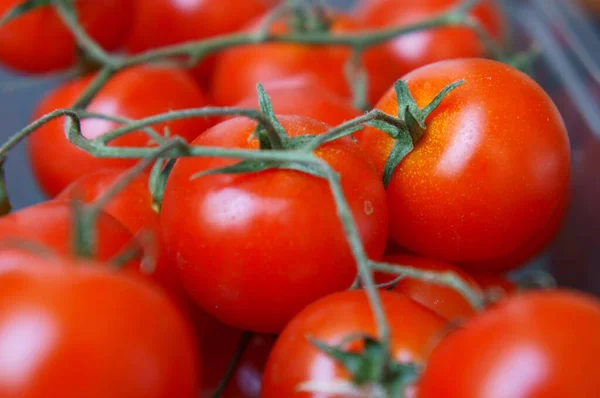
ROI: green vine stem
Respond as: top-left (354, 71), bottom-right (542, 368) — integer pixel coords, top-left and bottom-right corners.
top-left (211, 331), bottom-right (253, 398)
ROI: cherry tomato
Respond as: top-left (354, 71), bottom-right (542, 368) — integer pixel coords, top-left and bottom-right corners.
top-left (0, 254), bottom-right (199, 398)
top-left (161, 115), bottom-right (388, 333)
top-left (125, 0), bottom-right (274, 86)
top-left (262, 290), bottom-right (447, 397)
top-left (0, 201), bottom-right (138, 268)
top-left (359, 58), bottom-right (570, 272)
top-left (230, 77), bottom-right (361, 126)
top-left (377, 254), bottom-right (481, 321)
top-left (419, 290), bottom-right (600, 397)
top-left (29, 65), bottom-right (213, 197)
top-left (211, 16), bottom-right (360, 105)
top-left (0, 0), bottom-right (133, 73)
top-left (355, 0), bottom-right (504, 102)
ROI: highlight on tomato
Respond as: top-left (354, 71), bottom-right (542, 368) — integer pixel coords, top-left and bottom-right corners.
top-left (359, 58), bottom-right (571, 272)
top-left (28, 65), bottom-right (213, 197)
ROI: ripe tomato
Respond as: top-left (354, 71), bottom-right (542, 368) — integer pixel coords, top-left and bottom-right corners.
top-left (161, 115), bottom-right (388, 333)
top-left (419, 290), bottom-right (600, 397)
top-left (355, 0), bottom-right (504, 102)
top-left (29, 65), bottom-right (213, 197)
top-left (0, 254), bottom-right (199, 398)
top-left (0, 201), bottom-right (138, 268)
top-left (56, 169), bottom-right (184, 299)
top-left (359, 59), bottom-right (570, 272)
top-left (211, 16), bottom-right (360, 105)
top-left (262, 290), bottom-right (447, 397)
top-left (231, 77), bottom-right (361, 126)
top-left (0, 0), bottom-right (133, 73)
top-left (377, 254), bottom-right (481, 321)
top-left (125, 0), bottom-right (273, 86)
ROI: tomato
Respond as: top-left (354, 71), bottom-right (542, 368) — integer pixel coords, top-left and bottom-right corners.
top-left (56, 169), bottom-right (185, 299)
top-left (419, 290), bottom-right (600, 397)
top-left (471, 272), bottom-right (517, 296)
top-left (29, 65), bottom-right (213, 197)
top-left (262, 290), bottom-right (447, 397)
top-left (0, 253), bottom-right (199, 398)
top-left (0, 0), bottom-right (132, 73)
top-left (377, 254), bottom-right (481, 321)
top-left (359, 59), bottom-right (570, 272)
top-left (125, 0), bottom-right (273, 87)
top-left (0, 201), bottom-right (138, 268)
top-left (355, 0), bottom-right (504, 102)
top-left (211, 16), bottom-right (360, 106)
top-left (161, 115), bottom-right (388, 333)
top-left (230, 77), bottom-right (361, 126)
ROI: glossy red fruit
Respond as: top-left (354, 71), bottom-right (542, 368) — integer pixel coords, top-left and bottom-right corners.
top-left (231, 77), bottom-right (361, 126)
top-left (262, 290), bottom-right (447, 397)
top-left (356, 0), bottom-right (505, 102)
top-left (419, 290), bottom-right (600, 398)
top-left (359, 59), bottom-right (570, 272)
top-left (29, 65), bottom-right (213, 197)
top-left (0, 0), bottom-right (133, 73)
top-left (161, 115), bottom-right (388, 333)
top-left (0, 254), bottom-right (199, 398)
top-left (377, 255), bottom-right (481, 321)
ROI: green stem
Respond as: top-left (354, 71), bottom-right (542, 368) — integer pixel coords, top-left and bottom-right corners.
top-left (78, 111), bottom-right (165, 144)
top-left (211, 331), bottom-right (253, 398)
top-left (0, 160), bottom-right (11, 216)
top-left (72, 66), bottom-right (115, 108)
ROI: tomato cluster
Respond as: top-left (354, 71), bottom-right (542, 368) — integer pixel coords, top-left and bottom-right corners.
top-left (0, 0), bottom-right (595, 397)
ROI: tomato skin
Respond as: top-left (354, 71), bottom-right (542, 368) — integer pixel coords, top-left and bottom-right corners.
top-left (262, 290), bottom-right (447, 398)
top-left (0, 201), bottom-right (137, 268)
top-left (356, 0), bottom-right (504, 102)
top-left (0, 0), bottom-right (132, 73)
top-left (161, 115), bottom-right (388, 333)
top-left (28, 65), bottom-right (213, 197)
top-left (0, 255), bottom-right (199, 398)
top-left (231, 77), bottom-right (361, 126)
top-left (378, 255), bottom-right (481, 321)
top-left (359, 59), bottom-right (570, 272)
top-left (419, 290), bottom-right (600, 398)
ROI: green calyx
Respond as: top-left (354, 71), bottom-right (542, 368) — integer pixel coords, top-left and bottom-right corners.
top-left (371, 79), bottom-right (464, 188)
top-left (286, 0), bottom-right (332, 34)
top-left (309, 335), bottom-right (420, 397)
top-left (149, 158), bottom-right (177, 213)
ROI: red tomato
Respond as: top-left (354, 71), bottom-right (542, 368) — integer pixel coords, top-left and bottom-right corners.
top-left (0, 254), bottom-right (199, 398)
top-left (419, 290), bottom-right (600, 397)
top-left (29, 65), bottom-right (213, 197)
top-left (356, 0), bottom-right (504, 102)
top-left (0, 0), bottom-right (132, 73)
top-left (231, 77), bottom-right (361, 126)
top-left (161, 115), bottom-right (388, 333)
top-left (56, 169), bottom-right (184, 299)
top-left (262, 290), bottom-right (447, 397)
top-left (211, 16), bottom-right (361, 105)
top-left (377, 254), bottom-right (481, 321)
top-left (125, 0), bottom-right (273, 86)
top-left (0, 201), bottom-right (138, 268)
top-left (359, 59), bottom-right (570, 272)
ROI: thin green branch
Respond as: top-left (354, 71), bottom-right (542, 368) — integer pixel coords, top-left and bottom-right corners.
top-left (72, 66), bottom-right (116, 108)
top-left (211, 331), bottom-right (253, 398)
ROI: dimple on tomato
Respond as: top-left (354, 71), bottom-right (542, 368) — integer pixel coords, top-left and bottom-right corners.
top-left (0, 0), bottom-right (133, 73)
top-left (419, 290), bottom-right (600, 398)
top-left (161, 115), bottom-right (388, 333)
top-left (359, 58), bottom-right (570, 272)
top-left (28, 65), bottom-right (213, 197)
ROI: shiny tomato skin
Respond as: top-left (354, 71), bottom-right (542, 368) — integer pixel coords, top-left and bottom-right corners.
top-left (359, 59), bottom-right (570, 272)
top-left (356, 0), bottom-right (504, 102)
top-left (161, 115), bottom-right (388, 333)
top-left (262, 290), bottom-right (447, 398)
top-left (0, 201), bottom-right (137, 268)
top-left (0, 256), bottom-right (199, 398)
top-left (378, 255), bottom-right (481, 321)
top-left (28, 65), bottom-right (213, 197)
top-left (0, 0), bottom-right (133, 73)
top-left (419, 290), bottom-right (600, 398)
top-left (231, 77), bottom-right (361, 126)
top-left (56, 169), bottom-right (184, 299)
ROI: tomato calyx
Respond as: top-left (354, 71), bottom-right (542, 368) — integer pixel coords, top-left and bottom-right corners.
top-left (149, 158), bottom-right (176, 213)
top-left (304, 335), bottom-right (420, 397)
top-left (0, 0), bottom-right (54, 27)
top-left (286, 1), bottom-right (333, 34)
top-left (372, 79), bottom-right (464, 187)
